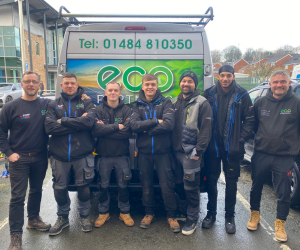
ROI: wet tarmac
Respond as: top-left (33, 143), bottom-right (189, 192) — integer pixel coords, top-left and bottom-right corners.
top-left (0, 161), bottom-right (299, 250)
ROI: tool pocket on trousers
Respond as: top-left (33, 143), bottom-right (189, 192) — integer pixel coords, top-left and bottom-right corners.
top-left (184, 169), bottom-right (195, 182)
top-left (122, 167), bottom-right (132, 185)
top-left (84, 154), bottom-right (95, 183)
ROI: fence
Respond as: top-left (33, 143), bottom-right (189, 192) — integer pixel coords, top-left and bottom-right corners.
top-left (235, 76), bottom-right (266, 91)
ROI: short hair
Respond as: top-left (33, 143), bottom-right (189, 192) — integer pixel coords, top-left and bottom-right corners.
top-left (270, 70), bottom-right (291, 83)
top-left (22, 71), bottom-right (39, 80)
top-left (62, 72), bottom-right (77, 80)
top-left (106, 81), bottom-right (121, 90)
top-left (142, 74), bottom-right (158, 84)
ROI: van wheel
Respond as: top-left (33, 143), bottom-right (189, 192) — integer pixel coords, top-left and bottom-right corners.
top-left (290, 160), bottom-right (300, 208)
top-left (5, 96), bottom-right (13, 103)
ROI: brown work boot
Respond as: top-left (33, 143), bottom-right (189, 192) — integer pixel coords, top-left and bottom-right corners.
top-left (247, 210), bottom-right (260, 231)
top-left (274, 218), bottom-right (287, 242)
top-left (119, 213), bottom-right (134, 227)
top-left (27, 216), bottom-right (51, 231)
top-left (140, 215), bottom-right (154, 229)
top-left (94, 213), bottom-right (110, 228)
top-left (168, 218), bottom-right (180, 233)
top-left (8, 234), bottom-right (22, 250)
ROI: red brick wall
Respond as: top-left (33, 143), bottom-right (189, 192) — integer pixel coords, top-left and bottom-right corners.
top-left (234, 59), bottom-right (249, 72)
top-left (275, 55), bottom-right (292, 68)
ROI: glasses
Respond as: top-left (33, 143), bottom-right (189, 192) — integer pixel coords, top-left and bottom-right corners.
top-left (22, 80), bottom-right (40, 84)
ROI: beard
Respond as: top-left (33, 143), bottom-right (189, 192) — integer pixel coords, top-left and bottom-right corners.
top-left (181, 86), bottom-right (194, 95)
top-left (24, 88), bottom-right (38, 96)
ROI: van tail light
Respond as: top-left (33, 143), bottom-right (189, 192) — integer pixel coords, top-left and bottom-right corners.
top-left (134, 151), bottom-right (138, 157)
top-left (125, 26), bottom-right (146, 30)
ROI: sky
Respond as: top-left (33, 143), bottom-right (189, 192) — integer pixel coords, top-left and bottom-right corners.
top-left (48, 0), bottom-right (300, 54)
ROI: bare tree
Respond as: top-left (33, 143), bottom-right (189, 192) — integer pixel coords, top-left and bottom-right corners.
top-left (211, 50), bottom-right (222, 64)
top-left (222, 46), bottom-right (242, 62)
top-left (275, 45), bottom-right (297, 55)
top-left (247, 63), bottom-right (276, 79)
top-left (243, 48), bottom-right (256, 62)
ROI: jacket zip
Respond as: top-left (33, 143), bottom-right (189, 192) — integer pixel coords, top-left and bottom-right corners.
top-left (209, 90), bottom-right (219, 157)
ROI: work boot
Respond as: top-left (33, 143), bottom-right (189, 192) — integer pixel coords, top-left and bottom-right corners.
top-left (49, 216), bottom-right (69, 236)
top-left (140, 215), bottom-right (154, 229)
top-left (274, 218), bottom-right (287, 242)
top-left (27, 216), bottom-right (51, 231)
top-left (202, 212), bottom-right (216, 229)
top-left (168, 218), bottom-right (180, 233)
top-left (182, 219), bottom-right (197, 235)
top-left (8, 234), bottom-right (22, 250)
top-left (94, 213), bottom-right (110, 228)
top-left (247, 210), bottom-right (260, 231)
top-left (79, 216), bottom-right (93, 232)
top-left (119, 213), bottom-right (134, 227)
top-left (225, 214), bottom-right (236, 234)
top-left (176, 213), bottom-right (187, 222)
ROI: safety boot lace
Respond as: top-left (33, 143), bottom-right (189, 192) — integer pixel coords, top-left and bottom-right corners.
top-left (53, 216), bottom-right (63, 229)
top-left (249, 211), bottom-right (259, 222)
top-left (276, 220), bottom-right (285, 233)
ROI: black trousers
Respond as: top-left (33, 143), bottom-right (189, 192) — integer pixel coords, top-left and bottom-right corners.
top-left (206, 146), bottom-right (240, 216)
top-left (250, 151), bottom-right (293, 221)
top-left (138, 152), bottom-right (177, 218)
top-left (9, 153), bottom-right (48, 234)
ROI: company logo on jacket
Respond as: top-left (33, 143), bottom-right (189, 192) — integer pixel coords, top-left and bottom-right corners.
top-left (280, 109), bottom-right (291, 115)
top-left (41, 110), bottom-right (47, 115)
top-left (76, 103), bottom-right (84, 109)
top-left (20, 114), bottom-right (30, 119)
top-left (55, 104), bottom-right (64, 109)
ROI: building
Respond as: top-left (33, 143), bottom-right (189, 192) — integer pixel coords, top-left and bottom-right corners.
top-left (0, 0), bottom-right (70, 90)
top-left (282, 54), bottom-right (300, 76)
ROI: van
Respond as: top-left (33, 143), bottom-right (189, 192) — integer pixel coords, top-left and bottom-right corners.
top-left (292, 65), bottom-right (300, 80)
top-left (55, 9), bottom-right (214, 191)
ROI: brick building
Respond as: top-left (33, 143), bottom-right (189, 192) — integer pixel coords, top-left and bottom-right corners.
top-left (282, 54), bottom-right (300, 76)
top-left (0, 0), bottom-right (69, 90)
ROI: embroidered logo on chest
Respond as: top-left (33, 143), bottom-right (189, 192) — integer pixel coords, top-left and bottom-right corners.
top-left (20, 114), bottom-right (30, 119)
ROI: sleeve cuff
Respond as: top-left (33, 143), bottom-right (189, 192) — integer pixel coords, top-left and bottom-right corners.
top-left (3, 149), bottom-right (14, 157)
top-left (61, 117), bottom-right (68, 125)
top-left (195, 150), bottom-right (202, 157)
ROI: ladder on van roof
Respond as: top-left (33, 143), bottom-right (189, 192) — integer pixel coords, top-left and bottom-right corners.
top-left (58, 6), bottom-right (213, 27)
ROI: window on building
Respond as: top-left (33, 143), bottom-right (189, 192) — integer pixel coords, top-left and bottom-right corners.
top-left (36, 42), bottom-right (39, 55)
top-left (285, 65), bottom-right (288, 69)
top-left (48, 72), bottom-right (55, 91)
top-left (271, 63), bottom-right (275, 67)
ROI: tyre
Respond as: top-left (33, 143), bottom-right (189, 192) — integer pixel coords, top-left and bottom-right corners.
top-left (290, 161), bottom-right (300, 208)
top-left (5, 95), bottom-right (13, 103)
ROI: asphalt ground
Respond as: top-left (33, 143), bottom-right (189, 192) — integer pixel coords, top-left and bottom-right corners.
top-left (0, 161), bottom-right (299, 250)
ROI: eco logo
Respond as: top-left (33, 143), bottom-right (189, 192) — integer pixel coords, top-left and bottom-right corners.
top-left (280, 109), bottom-right (291, 115)
top-left (20, 114), bottom-right (30, 119)
top-left (76, 103), bottom-right (84, 108)
top-left (55, 104), bottom-right (64, 109)
top-left (41, 110), bottom-right (47, 115)
top-left (97, 65), bottom-right (173, 93)
top-left (115, 118), bottom-right (123, 122)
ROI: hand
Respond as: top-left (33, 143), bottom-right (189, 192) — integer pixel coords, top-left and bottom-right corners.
top-left (81, 94), bottom-right (91, 100)
top-left (97, 120), bottom-right (104, 124)
top-left (143, 131), bottom-right (147, 133)
top-left (81, 112), bottom-right (88, 117)
top-left (193, 156), bottom-right (199, 160)
top-left (158, 119), bottom-right (163, 123)
top-left (8, 153), bottom-right (20, 162)
top-left (57, 119), bottom-right (61, 124)
top-left (119, 124), bottom-right (124, 130)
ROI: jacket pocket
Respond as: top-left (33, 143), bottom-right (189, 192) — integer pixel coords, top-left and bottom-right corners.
top-left (255, 136), bottom-right (294, 155)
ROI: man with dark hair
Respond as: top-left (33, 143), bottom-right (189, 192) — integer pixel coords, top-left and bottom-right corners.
top-left (202, 65), bottom-right (253, 234)
top-left (171, 70), bottom-right (212, 235)
top-left (247, 70), bottom-right (300, 242)
top-left (92, 82), bottom-right (133, 227)
top-left (131, 74), bottom-right (180, 232)
top-left (45, 72), bottom-right (96, 235)
top-left (0, 71), bottom-right (51, 250)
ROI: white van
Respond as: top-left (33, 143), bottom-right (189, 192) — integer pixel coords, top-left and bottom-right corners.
top-left (55, 10), bottom-right (214, 104)
top-left (292, 65), bottom-right (300, 80)
top-left (55, 10), bottom-right (214, 191)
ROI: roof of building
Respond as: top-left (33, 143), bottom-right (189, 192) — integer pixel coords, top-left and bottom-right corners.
top-left (283, 54), bottom-right (300, 65)
top-left (265, 54), bottom-right (291, 64)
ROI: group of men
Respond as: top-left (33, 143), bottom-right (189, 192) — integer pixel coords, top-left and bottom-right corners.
top-left (0, 65), bottom-right (299, 250)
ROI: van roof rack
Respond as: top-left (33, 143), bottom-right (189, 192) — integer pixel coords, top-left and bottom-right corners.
top-left (58, 6), bottom-right (213, 27)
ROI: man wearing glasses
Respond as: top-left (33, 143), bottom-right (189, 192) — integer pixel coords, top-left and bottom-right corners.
top-left (0, 71), bottom-right (51, 250)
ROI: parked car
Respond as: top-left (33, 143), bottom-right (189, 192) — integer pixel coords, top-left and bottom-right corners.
top-left (244, 80), bottom-right (300, 207)
top-left (38, 90), bottom-right (56, 101)
top-left (0, 83), bottom-right (22, 106)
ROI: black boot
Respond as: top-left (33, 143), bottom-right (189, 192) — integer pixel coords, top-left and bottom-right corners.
top-left (225, 214), bottom-right (236, 234)
top-left (202, 212), bottom-right (216, 229)
top-left (49, 216), bottom-right (69, 236)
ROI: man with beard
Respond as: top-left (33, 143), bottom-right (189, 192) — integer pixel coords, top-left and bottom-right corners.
top-left (247, 71), bottom-right (300, 242)
top-left (0, 71), bottom-right (51, 250)
top-left (45, 72), bottom-right (96, 235)
top-left (131, 74), bottom-right (180, 232)
top-left (171, 71), bottom-right (212, 235)
top-left (202, 65), bottom-right (253, 234)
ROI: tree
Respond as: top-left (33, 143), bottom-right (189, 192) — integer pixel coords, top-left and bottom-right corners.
top-left (243, 48), bottom-right (256, 62)
top-left (222, 46), bottom-right (242, 62)
top-left (211, 50), bottom-right (222, 64)
top-left (247, 63), bottom-right (276, 79)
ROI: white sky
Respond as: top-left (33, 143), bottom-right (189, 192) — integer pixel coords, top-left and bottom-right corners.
top-left (48, 0), bottom-right (300, 54)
